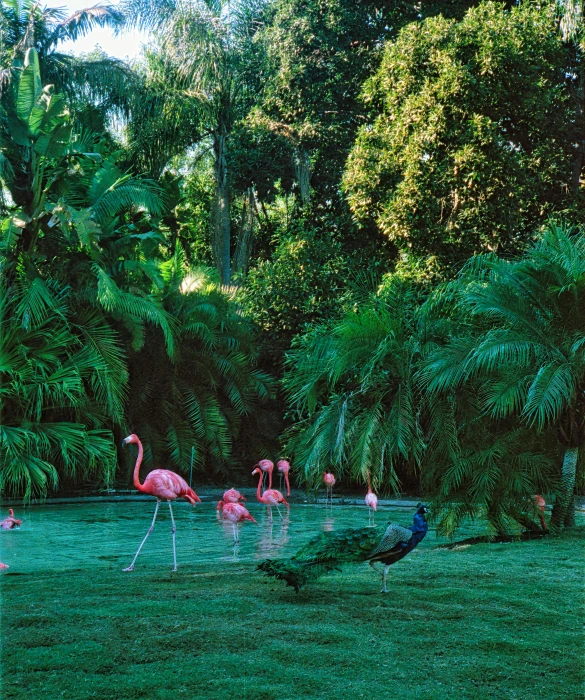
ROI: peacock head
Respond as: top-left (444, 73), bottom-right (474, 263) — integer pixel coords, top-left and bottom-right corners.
top-left (416, 503), bottom-right (430, 518)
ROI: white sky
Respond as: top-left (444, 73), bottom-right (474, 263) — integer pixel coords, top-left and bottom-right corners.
top-left (46, 0), bottom-right (149, 60)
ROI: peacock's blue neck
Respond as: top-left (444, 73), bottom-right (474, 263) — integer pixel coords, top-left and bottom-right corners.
top-left (402, 513), bottom-right (428, 553)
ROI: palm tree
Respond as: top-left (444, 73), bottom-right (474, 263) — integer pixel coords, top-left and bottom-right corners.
top-left (422, 221), bottom-right (585, 530)
top-left (122, 0), bottom-right (265, 284)
top-left (0, 276), bottom-right (124, 499)
top-left (0, 0), bottom-right (131, 108)
top-left (283, 277), bottom-right (426, 492)
top-left (0, 48), bottom-right (175, 354)
top-left (124, 255), bottom-right (274, 477)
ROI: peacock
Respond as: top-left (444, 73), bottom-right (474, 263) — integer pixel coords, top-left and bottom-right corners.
top-left (258, 504), bottom-right (429, 593)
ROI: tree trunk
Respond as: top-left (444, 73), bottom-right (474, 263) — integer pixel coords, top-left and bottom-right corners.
top-left (233, 187), bottom-right (255, 280)
top-left (212, 132), bottom-right (231, 285)
top-left (550, 446), bottom-right (578, 529)
top-left (564, 494), bottom-right (576, 527)
top-left (571, 63), bottom-right (584, 195)
top-left (293, 146), bottom-right (311, 206)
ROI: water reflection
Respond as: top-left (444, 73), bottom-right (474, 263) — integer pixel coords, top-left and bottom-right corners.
top-left (322, 515), bottom-right (335, 532)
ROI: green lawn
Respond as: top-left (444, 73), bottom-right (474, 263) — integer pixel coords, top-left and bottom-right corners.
top-left (1, 512), bottom-right (583, 700)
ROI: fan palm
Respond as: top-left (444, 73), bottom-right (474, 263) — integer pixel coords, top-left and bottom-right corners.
top-left (0, 276), bottom-right (125, 499)
top-left (422, 221), bottom-right (585, 529)
top-left (283, 277), bottom-right (427, 493)
top-left (124, 256), bottom-right (273, 478)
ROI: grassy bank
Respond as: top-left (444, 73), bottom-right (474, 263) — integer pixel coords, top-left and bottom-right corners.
top-left (1, 519), bottom-right (583, 699)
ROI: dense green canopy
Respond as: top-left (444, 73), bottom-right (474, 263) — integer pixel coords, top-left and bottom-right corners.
top-left (0, 0), bottom-right (583, 532)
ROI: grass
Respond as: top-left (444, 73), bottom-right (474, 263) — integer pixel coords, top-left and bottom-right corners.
top-left (1, 512), bottom-right (584, 700)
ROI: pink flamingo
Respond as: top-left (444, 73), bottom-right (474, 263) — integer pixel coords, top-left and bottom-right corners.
top-left (252, 467), bottom-right (288, 519)
top-left (216, 489), bottom-right (246, 511)
top-left (122, 433), bottom-right (201, 572)
top-left (534, 494), bottom-right (547, 531)
top-left (277, 460), bottom-right (291, 497)
top-left (365, 478), bottom-right (378, 525)
top-left (256, 459), bottom-right (274, 490)
top-left (323, 472), bottom-right (336, 507)
top-left (0, 562), bottom-right (8, 570)
top-left (218, 502), bottom-right (257, 541)
top-left (0, 509), bottom-right (22, 530)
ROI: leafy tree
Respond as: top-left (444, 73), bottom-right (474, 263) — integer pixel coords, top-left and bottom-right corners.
top-left (259, 0), bottom-right (488, 204)
top-left (242, 216), bottom-right (349, 367)
top-left (344, 1), bottom-right (582, 269)
top-left (421, 221), bottom-right (585, 530)
top-left (558, 0), bottom-right (584, 194)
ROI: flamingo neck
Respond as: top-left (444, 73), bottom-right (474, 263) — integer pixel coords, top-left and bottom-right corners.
top-left (132, 439), bottom-right (146, 493)
top-left (256, 472), bottom-right (263, 500)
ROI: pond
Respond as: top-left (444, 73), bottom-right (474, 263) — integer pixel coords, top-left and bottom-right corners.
top-left (0, 500), bottom-right (573, 574)
top-left (0, 502), bottom-right (419, 573)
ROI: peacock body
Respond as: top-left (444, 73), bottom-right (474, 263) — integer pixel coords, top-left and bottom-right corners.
top-left (258, 504), bottom-right (429, 592)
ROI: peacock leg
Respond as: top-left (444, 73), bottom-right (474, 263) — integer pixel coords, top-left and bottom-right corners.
top-left (382, 565), bottom-right (390, 593)
top-left (168, 501), bottom-right (178, 572)
top-left (124, 499), bottom-right (160, 572)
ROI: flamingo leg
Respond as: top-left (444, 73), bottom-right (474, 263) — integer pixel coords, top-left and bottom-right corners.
top-left (168, 501), bottom-right (177, 572)
top-left (232, 522), bottom-right (238, 542)
top-left (124, 499), bottom-right (160, 572)
top-left (382, 565), bottom-right (390, 593)
top-left (275, 504), bottom-right (283, 519)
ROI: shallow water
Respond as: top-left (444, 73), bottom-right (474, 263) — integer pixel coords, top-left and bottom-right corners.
top-left (0, 501), bottom-right (575, 574)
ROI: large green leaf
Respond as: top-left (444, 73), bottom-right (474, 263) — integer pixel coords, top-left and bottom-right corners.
top-left (16, 48), bottom-right (42, 124)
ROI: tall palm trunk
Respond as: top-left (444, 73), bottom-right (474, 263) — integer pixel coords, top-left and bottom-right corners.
top-left (234, 187), bottom-right (255, 279)
top-left (550, 446), bottom-right (578, 529)
top-left (571, 64), bottom-right (584, 194)
top-left (212, 131), bottom-right (231, 285)
top-left (293, 146), bottom-right (311, 206)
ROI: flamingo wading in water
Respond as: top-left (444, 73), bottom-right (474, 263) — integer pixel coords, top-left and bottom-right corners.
top-left (252, 467), bottom-right (288, 519)
top-left (218, 502), bottom-right (257, 541)
top-left (217, 489), bottom-right (246, 511)
top-left (122, 434), bottom-right (201, 572)
top-left (277, 460), bottom-right (291, 497)
top-left (0, 509), bottom-right (22, 530)
top-left (323, 472), bottom-right (336, 507)
top-left (256, 459), bottom-right (274, 490)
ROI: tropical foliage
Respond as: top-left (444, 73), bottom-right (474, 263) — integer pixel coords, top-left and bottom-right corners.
top-left (125, 260), bottom-right (274, 478)
top-left (0, 0), bottom-right (583, 534)
top-left (421, 222), bottom-right (585, 531)
top-left (283, 277), bottom-right (427, 493)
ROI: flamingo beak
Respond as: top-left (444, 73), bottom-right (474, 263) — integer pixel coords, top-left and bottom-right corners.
top-left (240, 496), bottom-right (247, 501)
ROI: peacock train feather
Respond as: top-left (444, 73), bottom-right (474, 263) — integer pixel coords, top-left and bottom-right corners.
top-left (258, 504), bottom-right (429, 592)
